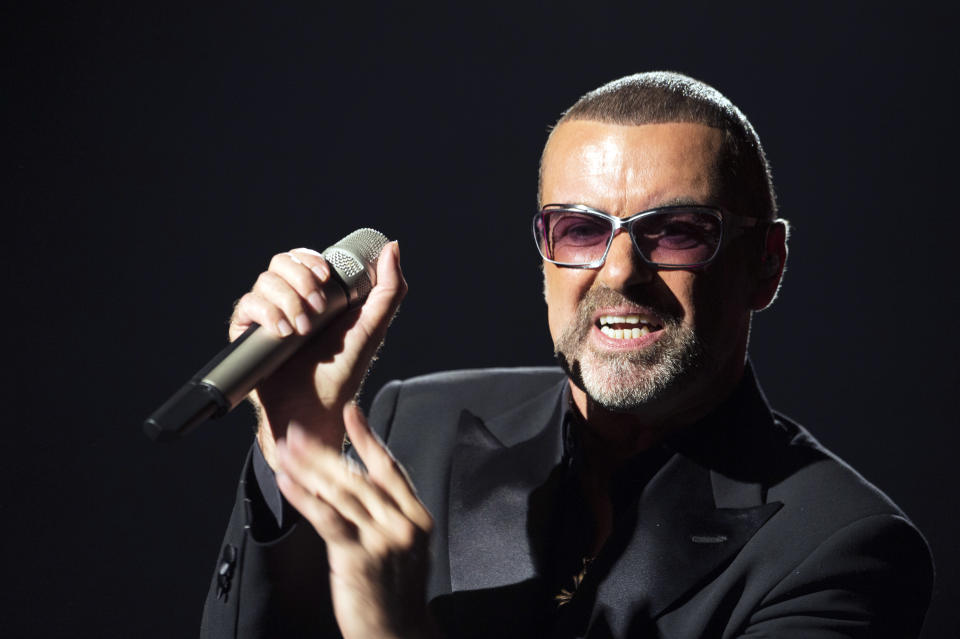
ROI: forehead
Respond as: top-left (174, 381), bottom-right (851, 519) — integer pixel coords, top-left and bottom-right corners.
top-left (541, 120), bottom-right (725, 214)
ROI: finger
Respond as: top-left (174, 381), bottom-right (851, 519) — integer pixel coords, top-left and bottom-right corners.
top-left (288, 248), bottom-right (332, 284)
top-left (344, 403), bottom-right (434, 533)
top-left (278, 438), bottom-right (422, 568)
top-left (364, 241), bottom-right (408, 330)
top-left (252, 270), bottom-right (313, 335)
top-left (276, 470), bottom-right (358, 544)
top-left (268, 252), bottom-right (328, 315)
top-left (338, 241), bottom-right (408, 369)
top-left (277, 436), bottom-right (379, 532)
top-left (230, 290), bottom-right (294, 340)
top-left (278, 425), bottom-right (403, 532)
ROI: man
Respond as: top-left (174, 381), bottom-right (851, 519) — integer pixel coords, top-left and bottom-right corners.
top-left (201, 72), bottom-right (933, 638)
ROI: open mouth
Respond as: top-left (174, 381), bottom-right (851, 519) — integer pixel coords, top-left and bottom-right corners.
top-left (596, 314), bottom-right (663, 340)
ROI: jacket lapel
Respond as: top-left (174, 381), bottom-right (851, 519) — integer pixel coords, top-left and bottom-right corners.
top-left (586, 364), bottom-right (785, 631)
top-left (447, 378), bottom-right (567, 592)
top-left (587, 454), bottom-right (782, 631)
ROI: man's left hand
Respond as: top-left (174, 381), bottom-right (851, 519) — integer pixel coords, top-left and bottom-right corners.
top-left (276, 403), bottom-right (438, 639)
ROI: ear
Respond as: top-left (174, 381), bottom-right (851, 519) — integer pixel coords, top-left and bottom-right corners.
top-left (751, 220), bottom-right (788, 311)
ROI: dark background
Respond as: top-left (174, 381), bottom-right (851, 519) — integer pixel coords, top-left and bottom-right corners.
top-left (4, 2), bottom-right (958, 637)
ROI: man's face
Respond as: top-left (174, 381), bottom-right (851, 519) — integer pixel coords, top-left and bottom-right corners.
top-left (541, 120), bottom-right (756, 422)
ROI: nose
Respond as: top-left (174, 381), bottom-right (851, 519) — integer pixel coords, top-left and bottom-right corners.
top-left (597, 230), bottom-right (654, 288)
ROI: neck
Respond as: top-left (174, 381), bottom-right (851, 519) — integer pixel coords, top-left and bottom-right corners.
top-left (568, 356), bottom-right (747, 466)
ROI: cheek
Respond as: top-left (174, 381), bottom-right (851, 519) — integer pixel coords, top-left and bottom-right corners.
top-left (662, 269), bottom-right (744, 338)
top-left (543, 266), bottom-right (590, 339)
top-left (659, 272), bottom-right (698, 323)
top-left (687, 263), bottom-right (753, 340)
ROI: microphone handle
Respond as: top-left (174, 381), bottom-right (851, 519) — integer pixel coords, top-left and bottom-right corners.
top-left (143, 273), bottom-right (350, 441)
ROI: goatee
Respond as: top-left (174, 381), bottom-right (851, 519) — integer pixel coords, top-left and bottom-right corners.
top-left (553, 286), bottom-right (706, 412)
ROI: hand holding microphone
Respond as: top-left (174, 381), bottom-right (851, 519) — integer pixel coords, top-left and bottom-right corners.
top-left (239, 239), bottom-right (435, 639)
top-left (148, 231), bottom-right (435, 637)
top-left (145, 229), bottom-right (408, 463)
top-left (244, 236), bottom-right (407, 466)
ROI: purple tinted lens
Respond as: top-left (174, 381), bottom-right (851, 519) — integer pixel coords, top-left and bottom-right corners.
top-left (545, 210), bottom-right (611, 263)
top-left (631, 209), bottom-right (721, 265)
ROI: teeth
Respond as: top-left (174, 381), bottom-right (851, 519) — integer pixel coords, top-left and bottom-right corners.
top-left (599, 325), bottom-right (652, 339)
top-left (599, 314), bottom-right (656, 327)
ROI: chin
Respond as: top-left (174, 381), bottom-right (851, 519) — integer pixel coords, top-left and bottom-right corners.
top-left (557, 320), bottom-right (709, 414)
top-left (577, 354), bottom-right (692, 413)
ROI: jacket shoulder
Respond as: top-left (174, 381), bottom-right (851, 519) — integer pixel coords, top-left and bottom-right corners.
top-left (754, 412), bottom-right (934, 614)
top-left (768, 411), bottom-right (914, 523)
top-left (367, 367), bottom-right (566, 439)
top-left (388, 366), bottom-right (565, 403)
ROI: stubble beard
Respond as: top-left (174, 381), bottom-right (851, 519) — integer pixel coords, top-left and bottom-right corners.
top-left (553, 288), bottom-right (707, 413)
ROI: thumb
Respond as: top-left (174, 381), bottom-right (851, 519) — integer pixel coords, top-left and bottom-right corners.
top-left (355, 240), bottom-right (408, 340)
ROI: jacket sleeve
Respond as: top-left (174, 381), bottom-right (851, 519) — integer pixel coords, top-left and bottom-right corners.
top-left (739, 513), bottom-right (934, 638)
top-left (198, 445), bottom-right (340, 639)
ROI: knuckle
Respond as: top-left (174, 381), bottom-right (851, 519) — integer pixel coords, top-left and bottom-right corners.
top-left (420, 513), bottom-right (435, 536)
top-left (289, 266), bottom-right (317, 296)
top-left (369, 454), bottom-right (393, 478)
top-left (254, 270), bottom-right (278, 293)
top-left (296, 252), bottom-right (330, 280)
top-left (393, 521), bottom-right (417, 548)
top-left (325, 484), bottom-right (349, 505)
top-left (366, 534), bottom-right (390, 560)
top-left (291, 247), bottom-right (323, 258)
top-left (259, 301), bottom-right (285, 326)
top-left (281, 293), bottom-right (306, 319)
top-left (235, 292), bottom-right (282, 328)
top-left (314, 503), bottom-right (342, 530)
top-left (261, 275), bottom-right (305, 317)
top-left (268, 253), bottom-right (287, 271)
top-left (232, 292), bottom-right (256, 319)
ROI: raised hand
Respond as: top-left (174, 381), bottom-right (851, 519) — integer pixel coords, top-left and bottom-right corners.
top-left (229, 241), bottom-right (407, 466)
top-left (276, 403), bottom-right (438, 639)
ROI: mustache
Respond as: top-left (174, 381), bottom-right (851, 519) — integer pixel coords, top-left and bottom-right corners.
top-left (570, 286), bottom-right (681, 329)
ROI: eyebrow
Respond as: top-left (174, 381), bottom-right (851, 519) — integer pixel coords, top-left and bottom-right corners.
top-left (656, 196), bottom-right (714, 208)
top-left (542, 198), bottom-right (722, 216)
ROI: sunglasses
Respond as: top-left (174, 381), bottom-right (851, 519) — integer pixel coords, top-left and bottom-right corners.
top-left (533, 203), bottom-right (766, 269)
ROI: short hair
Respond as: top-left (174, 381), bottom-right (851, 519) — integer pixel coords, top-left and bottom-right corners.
top-left (540, 71), bottom-right (778, 222)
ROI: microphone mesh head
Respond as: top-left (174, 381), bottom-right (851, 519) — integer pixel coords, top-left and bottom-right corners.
top-left (322, 228), bottom-right (390, 305)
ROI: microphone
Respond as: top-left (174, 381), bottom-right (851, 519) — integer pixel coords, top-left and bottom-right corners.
top-left (143, 228), bottom-right (390, 442)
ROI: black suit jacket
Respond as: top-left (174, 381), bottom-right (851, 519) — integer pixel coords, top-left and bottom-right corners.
top-left (201, 366), bottom-right (933, 638)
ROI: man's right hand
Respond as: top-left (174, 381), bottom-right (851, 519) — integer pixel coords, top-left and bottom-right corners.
top-left (228, 241), bottom-right (407, 470)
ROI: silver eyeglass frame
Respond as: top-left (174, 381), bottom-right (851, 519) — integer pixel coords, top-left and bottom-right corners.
top-left (532, 203), bottom-right (767, 269)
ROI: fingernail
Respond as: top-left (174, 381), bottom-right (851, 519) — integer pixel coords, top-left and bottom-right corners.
top-left (307, 291), bottom-right (325, 313)
top-left (295, 313), bottom-right (311, 335)
top-left (277, 318), bottom-right (293, 336)
top-left (311, 265), bottom-right (328, 281)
